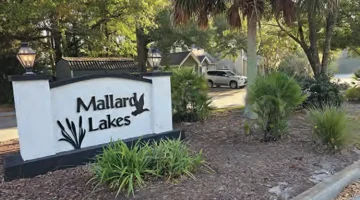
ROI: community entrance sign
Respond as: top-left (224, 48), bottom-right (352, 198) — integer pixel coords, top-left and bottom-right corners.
top-left (5, 73), bottom-right (181, 181)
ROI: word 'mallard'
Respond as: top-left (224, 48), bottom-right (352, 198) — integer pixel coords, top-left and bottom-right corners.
top-left (76, 93), bottom-right (138, 112)
top-left (76, 93), bottom-right (142, 132)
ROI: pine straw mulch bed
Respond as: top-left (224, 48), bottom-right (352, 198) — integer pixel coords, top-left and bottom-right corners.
top-left (0, 106), bottom-right (359, 200)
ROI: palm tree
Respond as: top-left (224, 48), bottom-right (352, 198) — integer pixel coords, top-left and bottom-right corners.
top-left (172, 0), bottom-right (296, 118)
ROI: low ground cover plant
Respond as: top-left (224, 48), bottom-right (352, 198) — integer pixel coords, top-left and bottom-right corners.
top-left (248, 72), bottom-right (306, 141)
top-left (308, 105), bottom-right (351, 150)
top-left (90, 138), bottom-right (204, 197)
top-left (171, 68), bottom-right (212, 122)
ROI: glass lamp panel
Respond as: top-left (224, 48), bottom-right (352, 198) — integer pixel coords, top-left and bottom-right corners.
top-left (17, 54), bottom-right (36, 67)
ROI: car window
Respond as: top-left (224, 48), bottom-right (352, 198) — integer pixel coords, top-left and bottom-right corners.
top-left (218, 71), bottom-right (227, 76)
top-left (226, 71), bottom-right (235, 76)
top-left (207, 71), bottom-right (215, 76)
top-left (215, 71), bottom-right (221, 76)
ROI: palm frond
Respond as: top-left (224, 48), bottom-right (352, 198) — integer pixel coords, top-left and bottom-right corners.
top-left (241, 0), bottom-right (265, 19)
top-left (172, 0), bottom-right (226, 28)
top-left (297, 0), bottom-right (339, 14)
top-left (198, 10), bottom-right (209, 29)
top-left (270, 0), bottom-right (296, 25)
top-left (227, 2), bottom-right (242, 29)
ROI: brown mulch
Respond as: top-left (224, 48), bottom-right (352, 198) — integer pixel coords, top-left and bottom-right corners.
top-left (337, 181), bottom-right (360, 200)
top-left (0, 108), bottom-right (359, 200)
top-left (0, 105), bottom-right (14, 113)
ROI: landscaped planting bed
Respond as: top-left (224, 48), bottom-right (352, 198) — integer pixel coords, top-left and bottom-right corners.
top-left (0, 105), bottom-right (359, 200)
top-left (337, 180), bottom-right (360, 200)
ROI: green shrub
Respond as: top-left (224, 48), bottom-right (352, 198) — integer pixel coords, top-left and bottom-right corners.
top-left (309, 105), bottom-right (349, 150)
top-left (294, 74), bottom-right (343, 108)
top-left (354, 69), bottom-right (360, 79)
top-left (150, 139), bottom-right (204, 180)
top-left (171, 68), bottom-right (212, 122)
top-left (91, 141), bottom-right (153, 196)
top-left (345, 87), bottom-right (360, 101)
top-left (248, 72), bottom-right (306, 141)
top-left (91, 139), bottom-right (204, 197)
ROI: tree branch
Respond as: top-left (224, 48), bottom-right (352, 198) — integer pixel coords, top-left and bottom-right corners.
top-left (349, 46), bottom-right (360, 57)
top-left (90, 12), bottom-right (124, 29)
top-left (297, 19), bottom-right (307, 49)
top-left (275, 18), bottom-right (303, 46)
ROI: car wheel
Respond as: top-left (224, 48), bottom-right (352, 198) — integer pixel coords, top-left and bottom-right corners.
top-left (230, 81), bottom-right (238, 89)
top-left (207, 80), bottom-right (214, 88)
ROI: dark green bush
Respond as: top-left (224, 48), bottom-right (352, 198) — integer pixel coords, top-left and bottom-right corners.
top-left (91, 139), bottom-right (204, 197)
top-left (248, 72), bottom-right (306, 141)
top-left (294, 75), bottom-right (343, 108)
top-left (345, 87), bottom-right (360, 101)
top-left (354, 69), bottom-right (360, 79)
top-left (171, 68), bottom-right (212, 122)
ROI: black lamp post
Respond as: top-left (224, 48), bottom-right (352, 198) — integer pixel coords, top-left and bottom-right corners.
top-left (17, 42), bottom-right (36, 75)
top-left (147, 49), bottom-right (162, 72)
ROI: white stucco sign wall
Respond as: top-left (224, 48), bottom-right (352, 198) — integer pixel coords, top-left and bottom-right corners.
top-left (10, 74), bottom-right (173, 161)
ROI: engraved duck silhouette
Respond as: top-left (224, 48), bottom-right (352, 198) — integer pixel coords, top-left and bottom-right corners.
top-left (131, 93), bottom-right (150, 116)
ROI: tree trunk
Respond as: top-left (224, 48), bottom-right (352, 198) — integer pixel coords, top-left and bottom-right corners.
top-left (244, 13), bottom-right (258, 119)
top-left (50, 15), bottom-right (63, 62)
top-left (321, 11), bottom-right (337, 74)
top-left (105, 22), bottom-right (110, 57)
top-left (48, 30), bottom-right (56, 74)
top-left (53, 30), bottom-right (63, 62)
top-left (307, 7), bottom-right (321, 76)
top-left (136, 27), bottom-right (149, 72)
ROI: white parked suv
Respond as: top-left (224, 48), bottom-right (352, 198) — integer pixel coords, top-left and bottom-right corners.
top-left (205, 70), bottom-right (247, 89)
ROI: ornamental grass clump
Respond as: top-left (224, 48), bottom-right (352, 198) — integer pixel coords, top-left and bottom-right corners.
top-left (90, 138), bottom-right (204, 197)
top-left (308, 105), bottom-right (351, 150)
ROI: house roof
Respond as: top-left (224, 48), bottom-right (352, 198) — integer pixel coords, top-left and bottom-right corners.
top-left (197, 55), bottom-right (213, 64)
top-left (203, 53), bottom-right (218, 63)
top-left (160, 52), bottom-right (191, 66)
top-left (197, 56), bottom-right (206, 62)
top-left (61, 57), bottom-right (138, 71)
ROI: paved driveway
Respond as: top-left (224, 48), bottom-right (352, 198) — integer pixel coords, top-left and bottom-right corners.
top-left (208, 87), bottom-right (246, 109)
top-left (0, 112), bottom-right (17, 142)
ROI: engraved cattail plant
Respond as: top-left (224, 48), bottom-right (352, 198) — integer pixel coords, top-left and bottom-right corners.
top-left (57, 116), bottom-right (86, 149)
